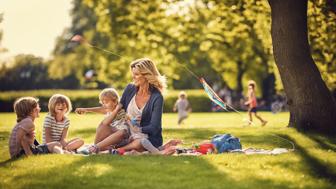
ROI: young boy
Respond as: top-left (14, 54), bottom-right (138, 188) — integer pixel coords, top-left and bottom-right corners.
top-left (75, 88), bottom-right (129, 153)
top-left (244, 80), bottom-right (267, 126)
top-left (9, 97), bottom-right (64, 159)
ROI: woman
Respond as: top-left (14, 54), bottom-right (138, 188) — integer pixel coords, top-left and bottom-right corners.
top-left (90, 58), bottom-right (166, 152)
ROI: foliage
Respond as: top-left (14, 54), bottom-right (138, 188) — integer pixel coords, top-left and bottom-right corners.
top-left (308, 0), bottom-right (336, 90)
top-left (0, 54), bottom-right (80, 90)
top-left (1, 0), bottom-right (335, 97)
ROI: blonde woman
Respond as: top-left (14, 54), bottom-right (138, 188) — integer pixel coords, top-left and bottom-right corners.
top-left (89, 58), bottom-right (167, 154)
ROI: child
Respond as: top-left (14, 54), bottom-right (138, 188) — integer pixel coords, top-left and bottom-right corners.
top-left (173, 91), bottom-right (191, 126)
top-left (244, 80), bottom-right (267, 126)
top-left (42, 94), bottom-right (84, 151)
top-left (75, 88), bottom-right (129, 153)
top-left (115, 117), bottom-right (181, 155)
top-left (9, 97), bottom-right (64, 159)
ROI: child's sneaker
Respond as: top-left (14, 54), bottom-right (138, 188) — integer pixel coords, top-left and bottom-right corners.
top-left (77, 145), bottom-right (99, 155)
top-left (77, 148), bottom-right (91, 155)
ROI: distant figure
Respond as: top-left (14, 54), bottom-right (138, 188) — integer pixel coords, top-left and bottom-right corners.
top-left (173, 91), bottom-right (191, 126)
top-left (244, 80), bottom-right (267, 126)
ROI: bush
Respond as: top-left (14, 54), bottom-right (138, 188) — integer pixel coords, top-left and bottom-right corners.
top-left (0, 89), bottom-right (213, 112)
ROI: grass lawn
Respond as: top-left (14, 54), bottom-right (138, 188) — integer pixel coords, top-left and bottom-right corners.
top-left (0, 112), bottom-right (336, 189)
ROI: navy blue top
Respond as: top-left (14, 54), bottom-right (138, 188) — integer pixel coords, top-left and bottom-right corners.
top-left (120, 84), bottom-right (163, 148)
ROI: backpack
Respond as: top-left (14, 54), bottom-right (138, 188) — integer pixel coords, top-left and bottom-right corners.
top-left (211, 134), bottom-right (242, 153)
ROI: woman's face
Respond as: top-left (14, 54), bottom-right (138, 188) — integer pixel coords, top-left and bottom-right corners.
top-left (132, 68), bottom-right (147, 86)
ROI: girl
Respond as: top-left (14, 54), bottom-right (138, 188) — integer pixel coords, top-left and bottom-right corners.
top-left (244, 80), bottom-right (267, 126)
top-left (43, 94), bottom-right (84, 151)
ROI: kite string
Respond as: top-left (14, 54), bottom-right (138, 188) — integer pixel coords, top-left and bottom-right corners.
top-left (86, 43), bottom-right (124, 58)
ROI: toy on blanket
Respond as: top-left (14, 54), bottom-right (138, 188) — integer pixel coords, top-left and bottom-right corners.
top-left (193, 143), bottom-right (216, 154)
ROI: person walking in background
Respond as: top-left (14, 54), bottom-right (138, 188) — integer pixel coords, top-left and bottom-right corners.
top-left (244, 80), bottom-right (267, 126)
top-left (173, 91), bottom-right (191, 126)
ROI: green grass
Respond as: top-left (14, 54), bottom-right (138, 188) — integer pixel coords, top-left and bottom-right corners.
top-left (1, 112), bottom-right (336, 189)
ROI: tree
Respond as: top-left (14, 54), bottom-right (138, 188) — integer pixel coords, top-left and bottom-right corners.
top-left (268, 0), bottom-right (336, 134)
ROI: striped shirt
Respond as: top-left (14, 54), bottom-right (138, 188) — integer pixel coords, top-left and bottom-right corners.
top-left (42, 114), bottom-right (69, 143)
top-left (9, 117), bottom-right (35, 158)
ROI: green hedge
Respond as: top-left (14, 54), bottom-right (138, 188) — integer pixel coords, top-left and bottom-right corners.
top-left (0, 89), bottom-right (213, 112)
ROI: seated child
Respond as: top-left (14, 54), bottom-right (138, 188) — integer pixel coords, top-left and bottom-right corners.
top-left (110, 108), bottom-right (182, 155)
top-left (9, 97), bottom-right (64, 159)
top-left (75, 88), bottom-right (129, 153)
top-left (42, 94), bottom-right (84, 151)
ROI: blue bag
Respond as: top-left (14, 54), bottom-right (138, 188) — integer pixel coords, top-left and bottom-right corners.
top-left (211, 134), bottom-right (242, 153)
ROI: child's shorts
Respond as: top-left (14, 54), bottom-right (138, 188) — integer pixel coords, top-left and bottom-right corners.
top-left (249, 107), bottom-right (257, 113)
top-left (13, 140), bottom-right (49, 158)
top-left (30, 144), bottom-right (50, 155)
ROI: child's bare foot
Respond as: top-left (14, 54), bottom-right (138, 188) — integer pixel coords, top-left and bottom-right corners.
top-left (164, 139), bottom-right (182, 149)
top-left (161, 146), bottom-right (176, 155)
top-left (262, 121), bottom-right (268, 126)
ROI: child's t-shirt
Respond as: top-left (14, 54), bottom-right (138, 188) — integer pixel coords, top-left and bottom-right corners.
top-left (42, 114), bottom-right (69, 143)
top-left (175, 99), bottom-right (190, 118)
top-left (248, 91), bottom-right (257, 108)
top-left (106, 109), bottom-right (129, 131)
top-left (9, 117), bottom-right (35, 158)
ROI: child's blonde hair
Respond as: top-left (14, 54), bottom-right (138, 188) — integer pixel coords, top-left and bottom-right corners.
top-left (248, 80), bottom-right (256, 89)
top-left (13, 97), bottom-right (39, 122)
top-left (99, 88), bottom-right (119, 104)
top-left (179, 91), bottom-right (187, 98)
top-left (48, 94), bottom-right (72, 116)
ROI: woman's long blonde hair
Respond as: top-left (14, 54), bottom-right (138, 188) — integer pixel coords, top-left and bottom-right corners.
top-left (130, 58), bottom-right (167, 93)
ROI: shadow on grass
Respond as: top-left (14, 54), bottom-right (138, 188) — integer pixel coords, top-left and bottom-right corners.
top-left (1, 155), bottom-right (298, 189)
top-left (306, 134), bottom-right (336, 152)
top-left (1, 129), bottom-right (335, 189)
top-left (278, 134), bottom-right (336, 184)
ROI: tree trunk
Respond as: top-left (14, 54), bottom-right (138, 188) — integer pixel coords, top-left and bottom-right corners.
top-left (236, 61), bottom-right (244, 94)
top-left (268, 0), bottom-right (336, 135)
